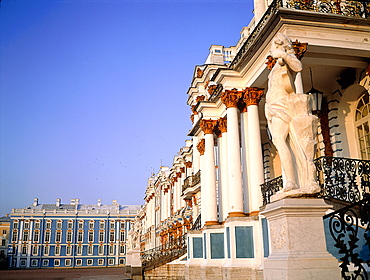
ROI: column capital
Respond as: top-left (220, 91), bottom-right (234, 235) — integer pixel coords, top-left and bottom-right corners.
top-left (221, 88), bottom-right (243, 108)
top-left (244, 87), bottom-right (264, 106)
top-left (196, 138), bottom-right (205, 156)
top-left (200, 119), bottom-right (217, 134)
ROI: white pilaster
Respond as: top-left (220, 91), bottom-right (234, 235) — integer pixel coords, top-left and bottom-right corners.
top-left (240, 111), bottom-right (251, 214)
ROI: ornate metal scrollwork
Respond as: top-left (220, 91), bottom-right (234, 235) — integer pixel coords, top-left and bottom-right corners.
top-left (324, 194), bottom-right (370, 279)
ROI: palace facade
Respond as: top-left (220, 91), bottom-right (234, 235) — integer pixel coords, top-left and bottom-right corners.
top-left (8, 198), bottom-right (140, 269)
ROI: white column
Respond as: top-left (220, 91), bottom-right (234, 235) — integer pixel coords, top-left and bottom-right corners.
top-left (203, 133), bottom-right (218, 224)
top-left (197, 140), bottom-right (206, 226)
top-left (245, 88), bottom-right (265, 214)
top-left (192, 137), bottom-right (200, 173)
top-left (240, 110), bottom-right (251, 214)
top-left (216, 118), bottom-right (229, 222)
top-left (200, 119), bottom-right (219, 225)
top-left (221, 89), bottom-right (246, 217)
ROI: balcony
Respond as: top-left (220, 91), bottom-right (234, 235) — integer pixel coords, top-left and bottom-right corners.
top-left (182, 170), bottom-right (201, 195)
top-left (261, 157), bottom-right (370, 205)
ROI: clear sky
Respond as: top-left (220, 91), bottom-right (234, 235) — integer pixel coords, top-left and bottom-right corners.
top-left (0, 0), bottom-right (253, 216)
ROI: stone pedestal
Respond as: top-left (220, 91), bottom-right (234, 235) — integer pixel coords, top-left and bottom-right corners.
top-left (125, 249), bottom-right (142, 280)
top-left (261, 198), bottom-right (340, 280)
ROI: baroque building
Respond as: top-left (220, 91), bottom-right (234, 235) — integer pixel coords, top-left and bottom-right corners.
top-left (8, 198), bottom-right (140, 269)
top-left (126, 0), bottom-right (370, 279)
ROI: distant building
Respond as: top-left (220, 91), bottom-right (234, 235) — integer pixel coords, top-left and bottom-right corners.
top-left (8, 198), bottom-right (141, 269)
top-left (0, 215), bottom-right (11, 269)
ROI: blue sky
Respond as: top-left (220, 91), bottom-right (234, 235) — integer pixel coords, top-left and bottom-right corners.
top-left (0, 0), bottom-right (253, 216)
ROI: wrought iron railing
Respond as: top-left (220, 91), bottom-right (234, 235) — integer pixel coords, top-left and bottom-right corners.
top-left (191, 214), bottom-right (201, 231)
top-left (141, 235), bottom-right (187, 271)
top-left (182, 170), bottom-right (201, 194)
top-left (230, 0), bottom-right (369, 70)
top-left (261, 157), bottom-right (370, 205)
top-left (323, 193), bottom-right (370, 279)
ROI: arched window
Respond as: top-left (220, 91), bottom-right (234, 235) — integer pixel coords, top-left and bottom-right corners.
top-left (355, 93), bottom-right (370, 160)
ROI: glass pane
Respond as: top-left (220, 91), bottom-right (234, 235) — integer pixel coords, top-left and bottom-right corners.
top-left (359, 139), bottom-right (365, 150)
top-left (357, 125), bottom-right (364, 138)
top-left (363, 105), bottom-right (369, 117)
top-left (363, 93), bottom-right (369, 105)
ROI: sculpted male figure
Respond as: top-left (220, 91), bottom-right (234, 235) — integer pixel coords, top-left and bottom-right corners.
top-left (266, 33), bottom-right (320, 195)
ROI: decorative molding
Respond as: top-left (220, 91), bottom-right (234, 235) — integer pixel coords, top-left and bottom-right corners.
top-left (185, 161), bottom-right (192, 168)
top-left (196, 67), bottom-right (203, 78)
top-left (266, 55), bottom-right (277, 70)
top-left (218, 117), bottom-right (227, 134)
top-left (197, 138), bottom-right (205, 156)
top-left (244, 87), bottom-right (264, 106)
top-left (292, 40), bottom-right (307, 60)
top-left (196, 95), bottom-right (205, 103)
top-left (207, 84), bottom-right (218, 95)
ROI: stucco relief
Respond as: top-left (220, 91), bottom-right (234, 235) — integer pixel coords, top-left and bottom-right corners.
top-left (265, 33), bottom-right (320, 198)
top-left (270, 219), bottom-right (287, 249)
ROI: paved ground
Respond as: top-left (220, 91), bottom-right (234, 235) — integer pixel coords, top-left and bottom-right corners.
top-left (0, 267), bottom-right (132, 280)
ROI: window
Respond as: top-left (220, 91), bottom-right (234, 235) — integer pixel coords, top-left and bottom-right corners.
top-left (66, 231), bottom-right (73, 242)
top-left (99, 232), bottom-right (104, 242)
top-left (20, 259), bottom-right (26, 267)
top-left (2, 229), bottom-right (6, 234)
top-left (89, 221), bottom-right (94, 230)
top-left (42, 259), bottom-right (49, 266)
top-left (98, 259), bottom-right (104, 265)
top-left (44, 246), bottom-right (49, 255)
top-left (110, 222), bottom-right (115, 230)
top-left (120, 231), bottom-right (125, 241)
top-left (24, 221), bottom-right (30, 229)
top-left (87, 259), bottom-right (93, 266)
top-left (119, 258), bottom-right (125, 265)
top-left (1, 239), bottom-right (5, 246)
top-left (76, 259), bottom-right (82, 266)
top-left (78, 231), bottom-right (83, 242)
top-left (13, 221), bottom-right (18, 229)
top-left (108, 258), bottom-right (114, 265)
top-left (46, 220), bottom-right (52, 229)
top-left (65, 259), bottom-right (71, 266)
top-left (120, 245), bottom-right (125, 254)
top-left (44, 231), bottom-right (50, 242)
top-left (22, 231), bottom-right (29, 241)
top-left (88, 245), bottom-right (93, 255)
top-left (32, 245), bottom-right (38, 255)
top-left (34, 221), bottom-right (40, 229)
top-left (55, 231), bottom-right (62, 242)
top-left (66, 245), bottom-right (72, 255)
top-left (67, 221), bottom-right (73, 229)
top-left (56, 220), bottom-right (62, 230)
top-left (54, 259), bottom-right (60, 266)
top-left (100, 221), bottom-right (105, 230)
top-left (31, 259), bottom-right (38, 267)
top-left (109, 245), bottom-right (114, 255)
top-left (55, 245), bottom-right (60, 255)
top-left (33, 231), bottom-right (40, 242)
top-left (109, 232), bottom-right (115, 242)
top-left (11, 231), bottom-right (17, 242)
top-left (22, 245), bottom-right (27, 255)
top-left (120, 222), bottom-right (125, 230)
top-left (77, 245), bottom-right (82, 255)
top-left (88, 232), bottom-right (94, 242)
top-left (355, 94), bottom-right (370, 159)
top-left (78, 221), bottom-right (84, 229)
top-left (98, 245), bottom-right (104, 255)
